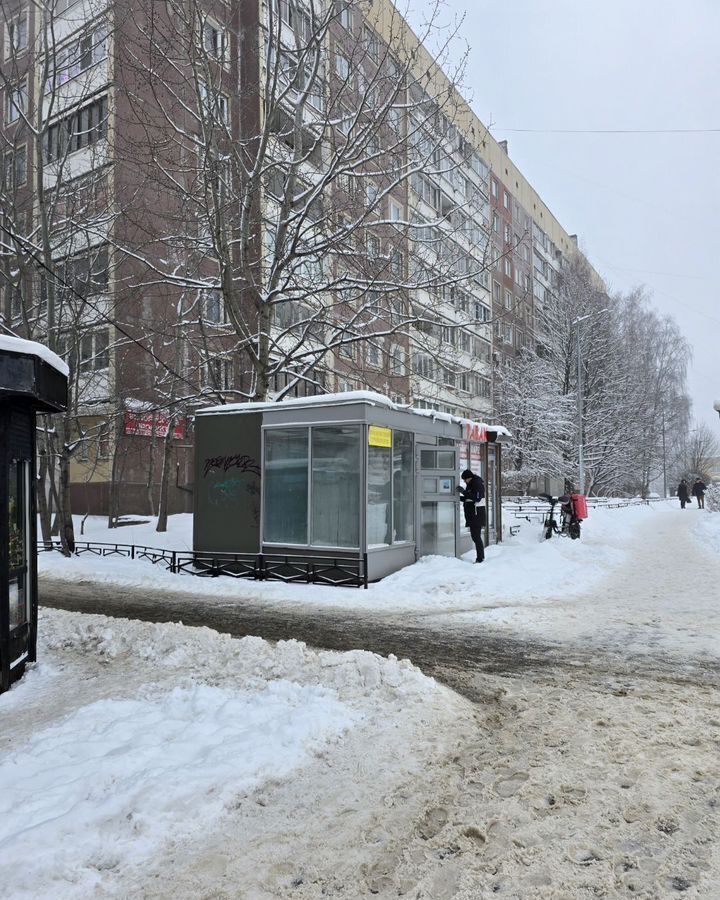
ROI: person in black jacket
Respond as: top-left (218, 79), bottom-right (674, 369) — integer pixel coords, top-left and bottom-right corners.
top-left (691, 479), bottom-right (707, 509)
top-left (457, 468), bottom-right (486, 563)
top-left (677, 479), bottom-right (689, 509)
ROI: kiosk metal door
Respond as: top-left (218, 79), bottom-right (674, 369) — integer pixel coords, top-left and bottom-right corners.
top-left (416, 445), bottom-right (459, 557)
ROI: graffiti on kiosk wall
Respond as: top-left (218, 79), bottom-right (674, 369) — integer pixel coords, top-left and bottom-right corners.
top-left (203, 454), bottom-right (261, 478)
top-left (208, 476), bottom-right (260, 513)
top-left (204, 453), bottom-right (261, 519)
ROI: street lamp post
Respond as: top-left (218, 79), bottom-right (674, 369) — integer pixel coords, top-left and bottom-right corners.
top-left (661, 406), bottom-right (667, 498)
top-left (572, 309), bottom-right (609, 496)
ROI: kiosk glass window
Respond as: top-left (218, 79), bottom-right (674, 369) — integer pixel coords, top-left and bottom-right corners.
top-left (392, 430), bottom-right (413, 542)
top-left (311, 426), bottom-right (361, 547)
top-left (8, 459), bottom-right (29, 630)
top-left (263, 429), bottom-right (309, 544)
top-left (421, 502), bottom-right (456, 556)
top-left (368, 443), bottom-right (392, 546)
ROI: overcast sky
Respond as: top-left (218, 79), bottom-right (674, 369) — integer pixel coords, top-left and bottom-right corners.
top-left (407, 0), bottom-right (720, 431)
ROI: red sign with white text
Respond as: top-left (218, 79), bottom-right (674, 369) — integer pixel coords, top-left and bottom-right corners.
top-left (124, 412), bottom-right (185, 440)
top-left (464, 423), bottom-right (488, 443)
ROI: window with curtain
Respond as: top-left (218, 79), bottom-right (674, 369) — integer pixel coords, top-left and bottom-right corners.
top-left (263, 428), bottom-right (308, 543)
top-left (392, 430), bottom-right (414, 542)
top-left (311, 426), bottom-right (361, 547)
top-left (368, 443), bottom-right (392, 547)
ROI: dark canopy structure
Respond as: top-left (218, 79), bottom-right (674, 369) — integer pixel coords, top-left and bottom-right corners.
top-left (0, 337), bottom-right (68, 694)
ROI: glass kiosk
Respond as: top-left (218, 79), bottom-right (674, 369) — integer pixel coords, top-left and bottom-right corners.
top-left (194, 392), bottom-right (508, 582)
top-left (0, 338), bottom-right (68, 694)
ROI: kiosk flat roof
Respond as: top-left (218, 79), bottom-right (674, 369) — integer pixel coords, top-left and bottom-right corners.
top-left (196, 391), bottom-right (510, 438)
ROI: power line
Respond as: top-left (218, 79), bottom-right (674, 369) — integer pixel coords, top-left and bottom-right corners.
top-left (495, 127), bottom-right (720, 135)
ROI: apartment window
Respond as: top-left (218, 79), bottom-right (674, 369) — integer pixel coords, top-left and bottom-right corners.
top-left (492, 281), bottom-right (501, 303)
top-left (363, 26), bottom-right (379, 62)
top-left (365, 181), bottom-right (379, 207)
top-left (389, 200), bottom-right (402, 222)
top-left (202, 289), bottom-right (224, 323)
top-left (56, 246), bottom-right (109, 301)
top-left (367, 341), bottom-right (381, 368)
top-left (413, 352), bottom-right (433, 379)
top-left (503, 223), bottom-right (511, 244)
top-left (199, 82), bottom-right (229, 123)
top-left (5, 283), bottom-right (22, 319)
top-left (387, 106), bottom-right (402, 135)
top-left (491, 179), bottom-right (498, 198)
top-left (474, 302), bottom-right (490, 323)
top-left (55, 0), bottom-right (83, 13)
top-left (203, 19), bottom-right (227, 64)
top-left (492, 212), bottom-right (499, 233)
top-left (391, 346), bottom-right (406, 376)
top-left (503, 191), bottom-right (510, 209)
top-left (476, 376), bottom-right (491, 399)
top-left (367, 234), bottom-right (380, 258)
top-left (2, 146), bottom-right (26, 189)
top-left (79, 329), bottom-right (110, 372)
top-left (338, 2), bottom-right (352, 29)
top-left (442, 367), bottom-right (456, 388)
top-left (390, 249), bottom-right (404, 277)
top-left (5, 80), bottom-right (27, 124)
top-left (504, 258), bottom-right (512, 278)
top-left (46, 23), bottom-right (108, 93)
top-left (203, 357), bottom-right (232, 391)
top-left (504, 290), bottom-right (513, 310)
top-left (5, 13), bottom-right (28, 57)
top-left (97, 423), bottom-right (111, 459)
top-left (441, 325), bottom-right (455, 346)
top-left (337, 105), bottom-right (352, 135)
top-left (45, 96), bottom-right (107, 162)
top-left (335, 52), bottom-right (350, 80)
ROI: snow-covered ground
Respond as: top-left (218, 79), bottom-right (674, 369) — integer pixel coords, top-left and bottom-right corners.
top-left (40, 501), bottom-right (720, 661)
top-left (7, 500), bottom-right (719, 898)
top-left (0, 611), bottom-right (471, 899)
top-left (42, 504), bottom-right (655, 610)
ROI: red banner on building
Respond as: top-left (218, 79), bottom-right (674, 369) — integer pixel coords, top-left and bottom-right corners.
top-left (124, 412), bottom-right (185, 440)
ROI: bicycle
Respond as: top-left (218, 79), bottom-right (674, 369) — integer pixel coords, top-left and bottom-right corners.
top-left (539, 494), bottom-right (584, 540)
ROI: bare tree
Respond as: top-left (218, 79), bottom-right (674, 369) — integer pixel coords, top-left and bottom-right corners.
top-left (683, 422), bottom-right (720, 483)
top-left (112, 0), bottom-right (497, 410)
top-left (0, 0), bottom-right (122, 550)
top-left (500, 251), bottom-right (693, 497)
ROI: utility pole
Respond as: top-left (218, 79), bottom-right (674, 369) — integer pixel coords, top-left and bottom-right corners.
top-left (576, 317), bottom-right (584, 494)
top-left (661, 406), bottom-right (667, 498)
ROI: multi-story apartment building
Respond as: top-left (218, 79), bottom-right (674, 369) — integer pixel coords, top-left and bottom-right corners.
top-left (1, 0), bottom-right (590, 516)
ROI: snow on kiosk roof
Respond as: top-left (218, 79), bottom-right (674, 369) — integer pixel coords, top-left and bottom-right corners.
top-left (197, 390), bottom-right (511, 441)
top-left (194, 392), bottom-right (508, 583)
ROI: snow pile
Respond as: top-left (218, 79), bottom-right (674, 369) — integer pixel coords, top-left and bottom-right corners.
top-left (0, 610), bottom-right (462, 900)
top-left (705, 483), bottom-right (720, 512)
top-left (0, 682), bottom-right (353, 894)
top-left (42, 610), bottom-right (428, 695)
top-left (694, 507), bottom-right (720, 555)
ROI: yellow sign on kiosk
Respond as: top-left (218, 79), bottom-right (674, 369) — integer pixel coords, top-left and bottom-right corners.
top-left (368, 425), bottom-right (392, 448)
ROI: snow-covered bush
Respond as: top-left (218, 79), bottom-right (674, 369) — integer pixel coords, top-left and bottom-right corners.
top-left (705, 484), bottom-right (720, 512)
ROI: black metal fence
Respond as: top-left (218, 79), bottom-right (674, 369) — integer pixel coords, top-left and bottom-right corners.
top-left (503, 495), bottom-right (667, 529)
top-left (38, 541), bottom-right (369, 588)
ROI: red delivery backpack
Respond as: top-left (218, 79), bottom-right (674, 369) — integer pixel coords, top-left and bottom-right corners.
top-left (570, 494), bottom-right (588, 520)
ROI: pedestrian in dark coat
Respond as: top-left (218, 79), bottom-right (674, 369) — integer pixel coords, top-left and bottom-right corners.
top-left (691, 479), bottom-right (707, 509)
top-left (677, 479), bottom-right (689, 509)
top-left (458, 468), bottom-right (486, 562)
